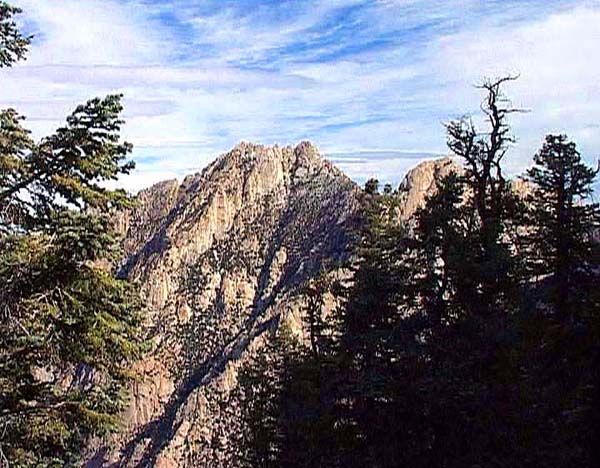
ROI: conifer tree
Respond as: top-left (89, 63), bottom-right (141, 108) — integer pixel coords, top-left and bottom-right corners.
top-left (520, 135), bottom-right (600, 467)
top-left (408, 171), bottom-right (531, 466)
top-left (0, 4), bottom-right (143, 465)
top-left (364, 178), bottom-right (379, 195)
top-left (0, 2), bottom-right (30, 68)
top-left (412, 172), bottom-right (469, 329)
top-left (525, 134), bottom-right (599, 317)
top-left (331, 187), bottom-right (428, 467)
top-left (236, 325), bottom-right (299, 468)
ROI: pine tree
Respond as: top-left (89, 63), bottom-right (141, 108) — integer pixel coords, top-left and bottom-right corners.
top-left (236, 325), bottom-right (298, 468)
top-left (364, 178), bottom-right (379, 195)
top-left (0, 2), bottom-right (30, 68)
top-left (520, 135), bottom-right (600, 466)
top-left (330, 187), bottom-right (429, 467)
top-left (408, 172), bottom-right (530, 466)
top-left (525, 134), bottom-right (600, 317)
top-left (412, 172), bottom-right (470, 330)
top-left (1, 4), bottom-right (143, 466)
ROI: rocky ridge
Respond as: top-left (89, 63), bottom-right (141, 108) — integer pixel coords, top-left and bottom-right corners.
top-left (88, 142), bottom-right (362, 466)
top-left (87, 144), bottom-right (458, 467)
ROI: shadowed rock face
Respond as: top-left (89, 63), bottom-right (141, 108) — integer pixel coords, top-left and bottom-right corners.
top-left (87, 142), bottom-right (362, 467)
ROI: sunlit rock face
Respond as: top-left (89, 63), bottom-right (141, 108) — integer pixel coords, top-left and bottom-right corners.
top-left (86, 142), bottom-right (362, 467)
top-left (395, 156), bottom-right (531, 221)
top-left (396, 156), bottom-right (463, 221)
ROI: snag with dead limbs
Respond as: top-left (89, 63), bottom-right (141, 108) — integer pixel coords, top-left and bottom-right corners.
top-left (445, 76), bottom-right (528, 314)
top-left (446, 76), bottom-right (526, 231)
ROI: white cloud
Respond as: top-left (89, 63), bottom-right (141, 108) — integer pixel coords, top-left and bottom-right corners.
top-left (427, 5), bottom-right (600, 171)
top-left (16, 0), bottom-right (167, 66)
top-left (1, 1), bottom-right (599, 193)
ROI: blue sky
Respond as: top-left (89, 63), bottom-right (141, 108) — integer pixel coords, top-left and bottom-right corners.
top-left (2, 0), bottom-right (600, 191)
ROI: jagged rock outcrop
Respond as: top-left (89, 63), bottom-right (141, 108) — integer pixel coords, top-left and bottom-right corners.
top-left (115, 179), bottom-right (180, 260)
top-left (395, 156), bottom-right (531, 222)
top-left (87, 142), bottom-right (361, 467)
top-left (396, 156), bottom-right (463, 220)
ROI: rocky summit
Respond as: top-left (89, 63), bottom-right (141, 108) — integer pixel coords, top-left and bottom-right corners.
top-left (86, 142), bottom-right (456, 467)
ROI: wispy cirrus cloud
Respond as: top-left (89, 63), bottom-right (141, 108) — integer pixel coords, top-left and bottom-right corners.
top-left (1, 0), bottom-right (599, 192)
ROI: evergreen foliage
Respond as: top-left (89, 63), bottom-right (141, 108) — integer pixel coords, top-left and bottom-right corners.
top-left (0, 4), bottom-right (143, 466)
top-left (364, 178), bottom-right (379, 195)
top-left (235, 78), bottom-right (600, 468)
top-left (2, 2), bottom-right (599, 465)
top-left (444, 76), bottom-right (526, 314)
top-left (520, 134), bottom-right (600, 465)
top-left (525, 134), bottom-right (600, 317)
top-left (0, 2), bottom-right (30, 68)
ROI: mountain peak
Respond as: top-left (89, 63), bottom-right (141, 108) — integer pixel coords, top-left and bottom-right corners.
top-left (99, 146), bottom-right (469, 466)
top-left (221, 140), bottom-right (322, 166)
top-left (294, 140), bottom-right (319, 157)
top-left (96, 141), bottom-right (361, 465)
top-left (397, 156), bottom-right (462, 220)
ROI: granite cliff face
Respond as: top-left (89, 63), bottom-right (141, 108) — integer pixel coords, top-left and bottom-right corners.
top-left (395, 156), bottom-right (529, 220)
top-left (87, 144), bottom-right (458, 467)
top-left (87, 142), bottom-right (362, 466)
top-left (396, 156), bottom-right (463, 220)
